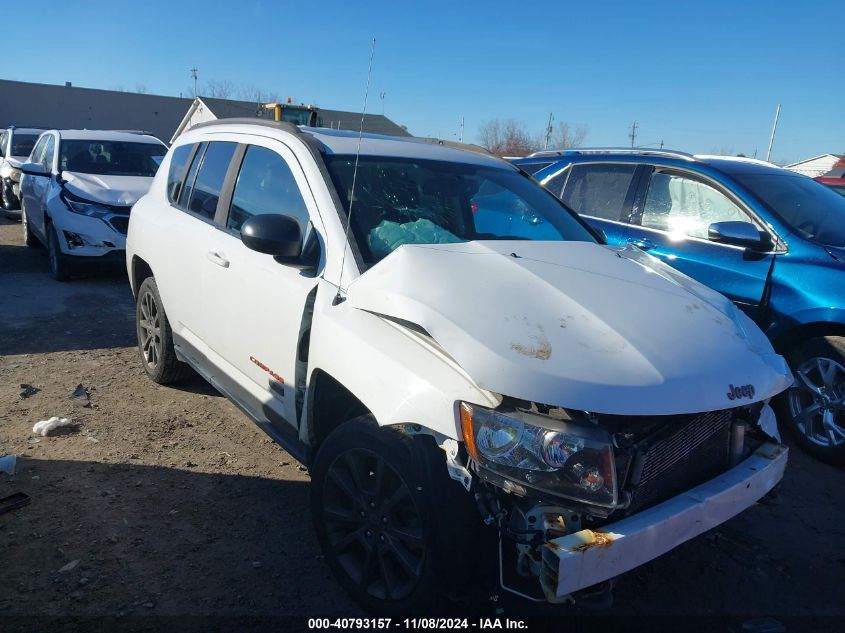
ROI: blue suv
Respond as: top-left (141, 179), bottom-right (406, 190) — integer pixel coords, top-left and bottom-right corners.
top-left (518, 149), bottom-right (845, 464)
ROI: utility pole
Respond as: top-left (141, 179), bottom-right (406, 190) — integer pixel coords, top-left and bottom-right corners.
top-left (544, 112), bottom-right (554, 149)
top-left (628, 121), bottom-right (639, 148)
top-left (766, 104), bottom-right (781, 162)
top-left (190, 67), bottom-right (199, 98)
top-left (379, 91), bottom-right (386, 115)
top-left (659, 139), bottom-right (664, 149)
top-left (459, 116), bottom-right (464, 143)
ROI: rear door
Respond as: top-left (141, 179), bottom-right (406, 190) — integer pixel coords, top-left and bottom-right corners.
top-left (155, 140), bottom-right (239, 349)
top-left (542, 162), bottom-right (644, 246)
top-left (626, 166), bottom-right (774, 316)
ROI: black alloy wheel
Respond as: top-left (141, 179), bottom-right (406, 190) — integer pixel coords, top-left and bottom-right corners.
top-left (321, 446), bottom-right (426, 602)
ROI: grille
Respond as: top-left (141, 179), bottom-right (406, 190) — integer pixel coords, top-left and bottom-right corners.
top-left (624, 409), bottom-right (733, 513)
top-left (109, 216), bottom-right (130, 235)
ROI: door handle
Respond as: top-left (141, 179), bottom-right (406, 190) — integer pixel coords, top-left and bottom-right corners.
top-left (206, 251), bottom-right (230, 268)
top-left (627, 238), bottom-right (656, 251)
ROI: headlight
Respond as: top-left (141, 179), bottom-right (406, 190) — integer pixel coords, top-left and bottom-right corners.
top-left (61, 191), bottom-right (113, 219)
top-left (459, 402), bottom-right (617, 507)
top-left (10, 167), bottom-right (22, 182)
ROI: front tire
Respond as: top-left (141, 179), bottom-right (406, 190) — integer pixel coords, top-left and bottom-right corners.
top-left (782, 336), bottom-right (845, 465)
top-left (311, 417), bottom-right (484, 615)
top-left (47, 223), bottom-right (71, 281)
top-left (136, 277), bottom-right (193, 384)
top-left (21, 204), bottom-right (40, 248)
top-left (1, 178), bottom-right (19, 213)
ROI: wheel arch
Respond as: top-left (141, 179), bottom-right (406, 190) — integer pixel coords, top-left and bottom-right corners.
top-left (130, 255), bottom-right (154, 298)
top-left (771, 320), bottom-right (845, 356)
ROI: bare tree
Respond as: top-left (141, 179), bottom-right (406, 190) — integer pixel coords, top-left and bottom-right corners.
top-left (134, 83), bottom-right (148, 94)
top-left (202, 79), bottom-right (236, 99)
top-left (478, 119), bottom-right (534, 156)
top-left (551, 122), bottom-right (588, 149)
top-left (237, 83), bottom-right (281, 104)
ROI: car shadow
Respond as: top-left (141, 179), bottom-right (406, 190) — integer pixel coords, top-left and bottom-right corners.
top-left (169, 373), bottom-right (226, 398)
top-left (0, 456), bottom-right (358, 623)
top-left (0, 234), bottom-right (136, 355)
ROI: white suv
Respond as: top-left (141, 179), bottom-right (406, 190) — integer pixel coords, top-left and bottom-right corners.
top-left (126, 119), bottom-right (792, 613)
top-left (0, 126), bottom-right (43, 215)
top-left (19, 129), bottom-right (167, 280)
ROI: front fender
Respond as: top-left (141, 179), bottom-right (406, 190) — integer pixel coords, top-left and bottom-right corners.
top-left (306, 280), bottom-right (500, 440)
top-left (766, 307), bottom-right (845, 344)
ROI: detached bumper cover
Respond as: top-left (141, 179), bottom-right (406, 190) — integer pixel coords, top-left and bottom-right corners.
top-left (540, 443), bottom-right (788, 601)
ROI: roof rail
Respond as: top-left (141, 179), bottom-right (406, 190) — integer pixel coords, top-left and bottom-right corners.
top-left (111, 129), bottom-right (156, 136)
top-left (408, 136), bottom-right (496, 158)
top-left (189, 117), bottom-right (302, 136)
top-left (526, 147), bottom-right (697, 161)
top-left (693, 154), bottom-right (777, 167)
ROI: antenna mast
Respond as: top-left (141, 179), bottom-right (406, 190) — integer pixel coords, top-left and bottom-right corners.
top-left (766, 104), bottom-right (781, 162)
top-left (334, 38), bottom-right (376, 305)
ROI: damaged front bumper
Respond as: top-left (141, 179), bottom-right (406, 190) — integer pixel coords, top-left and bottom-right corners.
top-left (539, 442), bottom-right (787, 601)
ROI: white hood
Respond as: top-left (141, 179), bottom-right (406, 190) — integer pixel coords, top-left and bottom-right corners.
top-left (61, 171), bottom-right (153, 206)
top-left (347, 241), bottom-right (792, 416)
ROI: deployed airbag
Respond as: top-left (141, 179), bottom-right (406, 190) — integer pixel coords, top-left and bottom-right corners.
top-left (368, 218), bottom-right (462, 259)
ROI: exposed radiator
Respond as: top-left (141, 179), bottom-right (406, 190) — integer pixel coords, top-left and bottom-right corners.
top-left (624, 409), bottom-right (733, 513)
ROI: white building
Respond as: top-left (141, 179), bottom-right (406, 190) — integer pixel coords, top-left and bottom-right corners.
top-left (785, 154), bottom-right (845, 178)
top-left (171, 97), bottom-right (410, 143)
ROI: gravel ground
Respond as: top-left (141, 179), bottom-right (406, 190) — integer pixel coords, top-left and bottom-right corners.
top-left (1, 215), bottom-right (844, 632)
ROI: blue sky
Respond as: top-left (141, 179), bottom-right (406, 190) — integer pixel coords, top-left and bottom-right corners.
top-left (6, 0), bottom-right (842, 163)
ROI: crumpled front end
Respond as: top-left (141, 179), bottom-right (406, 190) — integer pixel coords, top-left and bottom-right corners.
top-left (462, 398), bottom-right (786, 604)
top-left (540, 442), bottom-right (786, 601)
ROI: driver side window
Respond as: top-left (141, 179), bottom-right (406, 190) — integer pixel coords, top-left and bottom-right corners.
top-left (41, 136), bottom-right (56, 171)
top-left (641, 171), bottom-right (753, 239)
top-left (226, 145), bottom-right (309, 234)
top-left (29, 136), bottom-right (48, 166)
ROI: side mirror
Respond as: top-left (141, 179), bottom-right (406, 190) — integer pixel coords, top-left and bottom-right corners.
top-left (708, 221), bottom-right (771, 250)
top-left (21, 162), bottom-right (49, 177)
top-left (241, 213), bottom-right (302, 258)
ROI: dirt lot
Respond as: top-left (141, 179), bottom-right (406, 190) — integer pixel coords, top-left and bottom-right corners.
top-left (1, 216), bottom-right (844, 631)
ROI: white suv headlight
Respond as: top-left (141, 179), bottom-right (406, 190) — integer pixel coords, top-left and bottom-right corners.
top-left (459, 402), bottom-right (617, 507)
top-left (61, 191), bottom-right (113, 219)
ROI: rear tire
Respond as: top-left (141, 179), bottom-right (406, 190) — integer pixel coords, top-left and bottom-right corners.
top-left (780, 336), bottom-right (845, 465)
top-left (136, 277), bottom-right (193, 384)
top-left (310, 417), bottom-right (484, 615)
top-left (47, 223), bottom-right (71, 281)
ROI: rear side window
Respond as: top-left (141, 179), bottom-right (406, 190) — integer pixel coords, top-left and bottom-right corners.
top-left (560, 164), bottom-right (637, 222)
top-left (167, 144), bottom-right (194, 204)
top-left (227, 145), bottom-right (309, 233)
top-left (181, 142), bottom-right (236, 220)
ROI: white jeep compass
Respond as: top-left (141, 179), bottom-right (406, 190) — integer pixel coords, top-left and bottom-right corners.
top-left (126, 119), bottom-right (792, 614)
